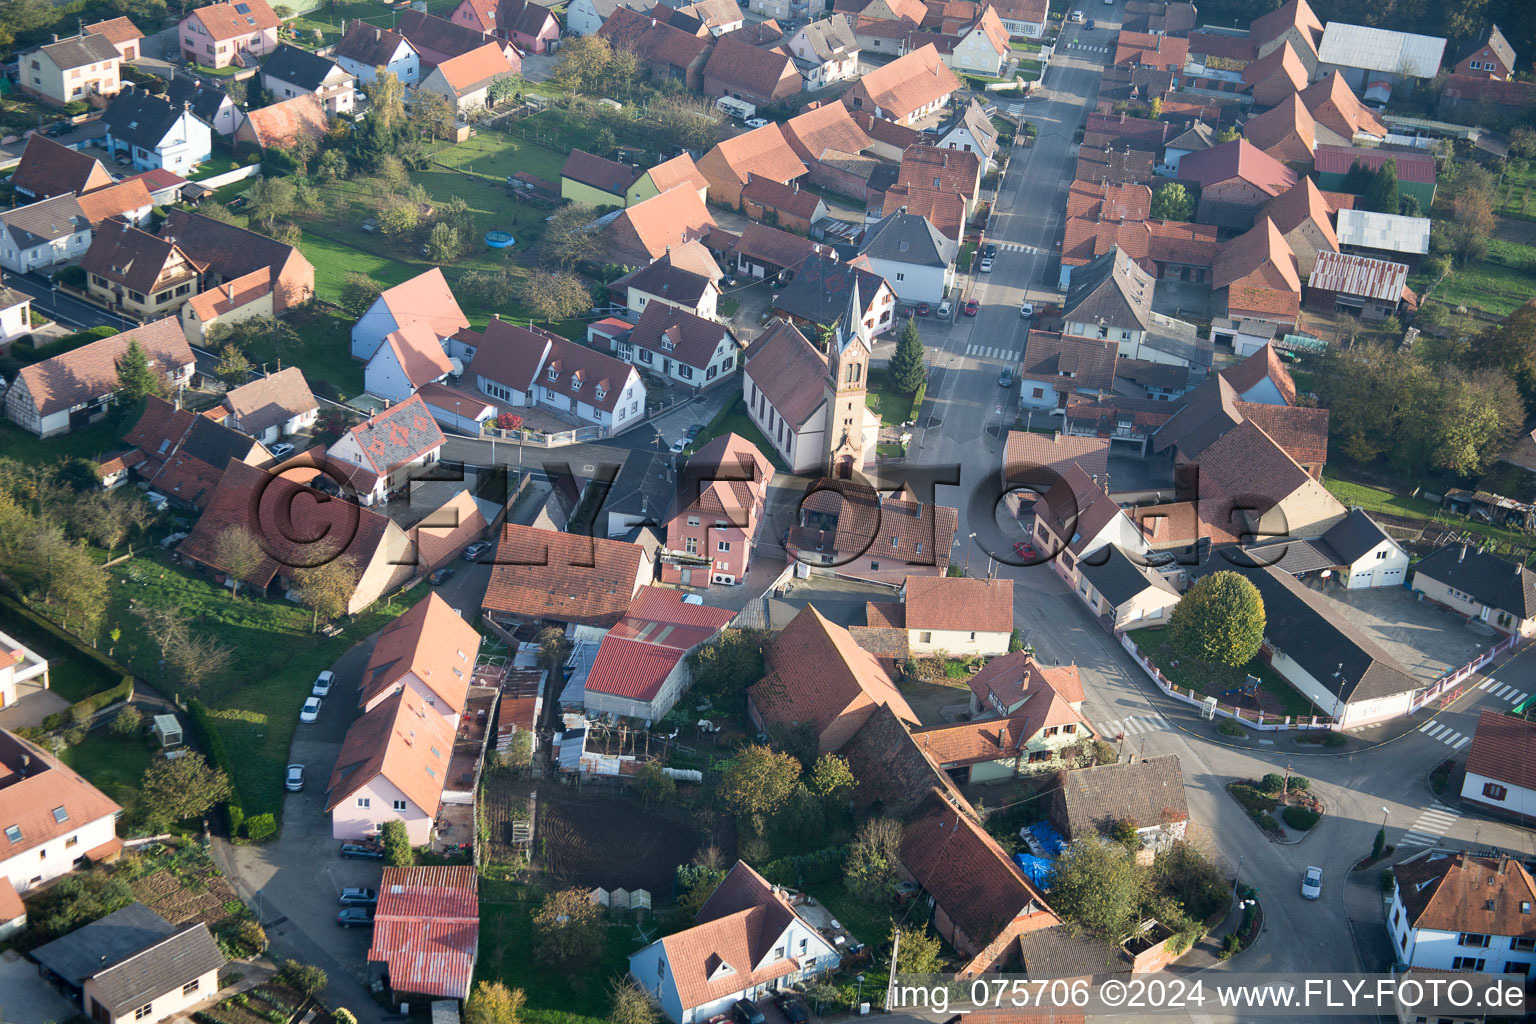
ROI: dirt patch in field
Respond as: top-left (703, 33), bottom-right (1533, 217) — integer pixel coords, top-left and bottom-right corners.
top-left (482, 771), bottom-right (536, 867)
top-left (535, 786), bottom-right (707, 895)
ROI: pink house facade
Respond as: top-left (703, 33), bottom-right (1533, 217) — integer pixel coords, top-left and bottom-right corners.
top-left (662, 432), bottom-right (774, 588)
top-left (449, 0), bottom-right (560, 53)
top-left (179, 0), bottom-right (281, 69)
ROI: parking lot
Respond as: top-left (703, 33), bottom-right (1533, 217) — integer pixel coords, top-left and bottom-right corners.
top-left (1300, 581), bottom-right (1492, 684)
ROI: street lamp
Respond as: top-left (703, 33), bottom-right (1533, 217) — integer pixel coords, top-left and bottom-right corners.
top-left (1233, 854), bottom-right (1244, 898)
top-left (1381, 806), bottom-right (1390, 829)
top-left (854, 975), bottom-right (865, 1013)
top-left (965, 532), bottom-right (977, 575)
top-left (255, 888), bottom-right (264, 925)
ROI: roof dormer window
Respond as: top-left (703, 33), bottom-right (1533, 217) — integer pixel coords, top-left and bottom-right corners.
top-left (547, 367), bottom-right (559, 381)
top-left (571, 378), bottom-right (582, 391)
top-left (595, 386), bottom-right (607, 401)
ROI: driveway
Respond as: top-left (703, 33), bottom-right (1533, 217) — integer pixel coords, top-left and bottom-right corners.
top-left (1296, 582), bottom-right (1490, 684)
top-left (0, 949), bottom-right (77, 1024)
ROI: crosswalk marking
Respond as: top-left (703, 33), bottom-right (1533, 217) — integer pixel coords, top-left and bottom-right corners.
top-left (1453, 736), bottom-right (1471, 749)
top-left (1420, 721), bottom-right (1471, 748)
top-left (1420, 721), bottom-right (1442, 734)
top-left (1494, 684), bottom-right (1513, 698)
top-left (1478, 679), bottom-right (1493, 690)
top-left (1099, 715), bottom-right (1168, 737)
top-left (1399, 805), bottom-right (1460, 848)
top-left (1509, 690), bottom-right (1529, 704)
top-left (965, 344), bottom-right (1015, 360)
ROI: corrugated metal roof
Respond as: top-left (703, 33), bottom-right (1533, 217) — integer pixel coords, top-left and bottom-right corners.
top-left (369, 866), bottom-right (478, 1001)
top-left (1307, 250), bottom-right (1409, 301)
top-left (1335, 209), bottom-right (1431, 254)
top-left (1317, 23), bottom-right (1446, 78)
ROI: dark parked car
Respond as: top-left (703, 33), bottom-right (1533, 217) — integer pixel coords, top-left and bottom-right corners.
top-left (337, 907), bottom-right (374, 928)
top-left (777, 996), bottom-right (809, 1024)
top-left (340, 843), bottom-right (385, 860)
top-left (732, 1000), bottom-right (765, 1024)
top-left (339, 887), bottom-right (378, 907)
top-left (428, 566), bottom-right (455, 585)
top-left (982, 242), bottom-right (998, 259)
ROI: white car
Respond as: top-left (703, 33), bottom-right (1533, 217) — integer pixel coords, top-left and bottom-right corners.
top-left (978, 256), bottom-right (995, 273)
top-left (670, 437), bottom-right (688, 454)
top-left (270, 442), bottom-right (295, 458)
top-left (312, 671), bottom-right (334, 697)
top-left (1019, 302), bottom-right (1034, 319)
top-left (285, 764), bottom-right (305, 792)
top-left (1301, 865), bottom-right (1322, 900)
top-left (936, 300), bottom-right (952, 318)
top-left (300, 697), bottom-right (322, 723)
top-left (745, 117), bottom-right (769, 129)
top-left (1069, 9), bottom-right (1084, 21)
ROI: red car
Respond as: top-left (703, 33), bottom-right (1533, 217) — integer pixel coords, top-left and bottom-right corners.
top-left (963, 299), bottom-right (979, 316)
top-left (1013, 540), bottom-right (1038, 559)
top-left (916, 302), bottom-right (930, 316)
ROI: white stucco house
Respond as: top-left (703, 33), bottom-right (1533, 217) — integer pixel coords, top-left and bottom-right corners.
top-left (466, 317), bottom-right (647, 434)
top-left (0, 633), bottom-right (48, 715)
top-left (1412, 545), bottom-right (1536, 638)
top-left (350, 267), bottom-right (469, 361)
top-left (0, 729), bottom-right (121, 907)
top-left (856, 210), bottom-right (958, 304)
top-left (1389, 850), bottom-right (1536, 974)
top-left (1074, 545), bottom-right (1181, 631)
top-left (334, 23), bottom-right (420, 84)
top-left (628, 861), bottom-right (840, 1024)
top-left (867, 576), bottom-right (1014, 658)
top-left (102, 87), bottom-right (213, 175)
top-left (1460, 709), bottom-right (1536, 822)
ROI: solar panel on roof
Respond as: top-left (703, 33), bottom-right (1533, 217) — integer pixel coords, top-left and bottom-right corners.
top-left (234, 3), bottom-right (251, 11)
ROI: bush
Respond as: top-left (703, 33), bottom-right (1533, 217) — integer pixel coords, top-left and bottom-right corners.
top-left (244, 813), bottom-right (278, 841)
top-left (185, 699), bottom-right (244, 836)
top-left (279, 960), bottom-right (327, 998)
top-left (53, 265), bottom-right (87, 289)
top-left (907, 380), bottom-right (927, 422)
top-left (109, 704), bottom-right (143, 737)
top-left (1216, 718), bottom-right (1246, 737)
top-left (1282, 805), bottom-right (1320, 831)
top-left (1381, 868), bottom-right (1395, 893)
top-left (1260, 773), bottom-right (1285, 793)
top-left (62, 727), bottom-right (86, 746)
top-left (1228, 784), bottom-right (1275, 813)
top-left (1289, 776), bottom-right (1310, 790)
top-left (1255, 813), bottom-right (1281, 833)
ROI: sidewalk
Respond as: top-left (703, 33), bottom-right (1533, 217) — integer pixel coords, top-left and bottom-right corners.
top-left (1170, 897), bottom-right (1245, 972)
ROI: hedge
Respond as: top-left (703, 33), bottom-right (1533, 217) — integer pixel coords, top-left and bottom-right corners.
top-left (0, 594), bottom-right (129, 684)
top-left (1282, 805), bottom-right (1321, 831)
top-left (907, 381), bottom-right (927, 423)
top-left (42, 677), bottom-right (135, 732)
top-left (244, 813), bottom-right (278, 842)
top-left (186, 698), bottom-right (246, 837)
top-left (1228, 783), bottom-right (1276, 814)
top-left (760, 846), bottom-right (847, 888)
top-left (11, 324), bottom-right (118, 364)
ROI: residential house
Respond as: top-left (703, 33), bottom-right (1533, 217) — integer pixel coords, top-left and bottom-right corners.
top-left (1389, 851), bottom-right (1536, 974)
top-left (1305, 250), bottom-right (1411, 321)
top-left (729, 221), bottom-right (829, 280)
top-left (937, 6), bottom-right (1009, 77)
top-left (748, 604), bottom-right (919, 752)
top-left (1001, 429), bottom-right (1110, 495)
top-left (874, 576), bottom-right (1012, 657)
top-left (898, 789), bottom-right (1061, 971)
top-left (583, 586), bottom-right (733, 719)
top-left (783, 101), bottom-right (881, 198)
top-left (364, 321), bottom-right (456, 403)
top-left (81, 218), bottom-right (202, 319)
top-left (0, 287), bottom-right (32, 355)
top-left (1149, 366), bottom-right (1327, 480)
top-left (84, 17), bottom-right (144, 61)
top-left (0, 195), bottom-right (91, 273)
top-left (598, 447), bottom-right (675, 538)
top-left (326, 394), bottom-right (445, 506)
top-left (614, 240), bottom-right (722, 319)
top-left (662, 433), bottom-right (773, 587)
top-left (844, 0), bottom-right (926, 56)
top-left (32, 907), bottom-right (224, 1024)
top-left (896, 143), bottom-right (980, 216)
top-left (1261, 178), bottom-right (1338, 277)
top-left (418, 41), bottom-right (521, 111)
top-left (1460, 709), bottom-right (1536, 820)
top-left (352, 267), bottom-right (470, 361)
top-left (9, 135), bottom-right (111, 201)
top-left (178, 459), bottom-right (414, 611)
top-left (1160, 120), bottom-right (1216, 176)
top-left (1017, 331), bottom-right (1119, 411)
top-left (369, 866), bottom-right (479, 1003)
top-left (566, 0), bottom-right (649, 36)
top-left (1177, 140), bottom-right (1298, 231)
top-left (1316, 23), bottom-right (1446, 91)
top-left (1075, 544), bottom-right (1181, 630)
top-left (1050, 755), bottom-right (1189, 863)
top-left (1298, 72), bottom-right (1388, 144)
top-left (602, 183), bottom-right (717, 265)
top-left (179, 0), bottom-right (281, 69)
top-left (992, 0), bottom-right (1046, 37)
top-left (628, 862), bottom-right (841, 1024)
top-left (910, 694), bottom-right (1095, 783)
top-left (124, 396), bottom-right (271, 510)
top-left (596, 8), bottom-right (712, 90)
top-left (1241, 40), bottom-right (1308, 108)
top-left (1216, 342), bottom-right (1299, 406)
top-left (626, 152), bottom-right (710, 206)
top-left (18, 32), bottom-right (121, 107)
top-left (935, 98), bottom-right (999, 169)
top-left (260, 43), bottom-right (356, 115)
top-left (1313, 144), bottom-right (1436, 210)
top-left (1113, 30), bottom-right (1187, 73)
top-left (1061, 246), bottom-right (1153, 352)
top-left (1244, 505), bottom-right (1406, 588)
top-left (76, 179), bottom-right (155, 228)
top-left (743, 317), bottom-right (879, 474)
top-left (1031, 464), bottom-right (1149, 590)
top-left (741, 176), bottom-right (826, 234)
top-left (1452, 23), bottom-right (1515, 81)
top-left (165, 75), bottom-right (244, 136)
top-left (842, 43), bottom-right (959, 124)
top-left (702, 35), bottom-right (800, 107)
top-left (847, 108), bottom-right (921, 162)
top-left (698, 123), bottom-right (807, 211)
top-left (181, 270), bottom-right (273, 346)
top-left (1214, 218), bottom-right (1302, 326)
top-left (450, 0), bottom-right (561, 53)
top-left (1334, 208), bottom-right (1432, 260)
top-left (786, 483), bottom-right (959, 585)
top-left (0, 728), bottom-right (120, 910)
top-left (398, 10), bottom-right (520, 74)
top-left (482, 523), bottom-right (651, 639)
top-left (218, 365), bottom-right (317, 444)
top-left (561, 149), bottom-right (641, 206)
top-left (333, 23), bottom-right (421, 85)
top-left (1250, 0), bottom-right (1323, 74)
top-left (857, 209), bottom-right (957, 302)
top-left (618, 301), bottom-right (741, 390)
top-left (967, 650), bottom-right (1083, 717)
top-left (772, 252), bottom-right (896, 341)
top-left (327, 686), bottom-right (455, 844)
top-left (1412, 545), bottom-right (1536, 638)
top-left (160, 209), bottom-right (313, 312)
top-left (102, 86), bottom-right (213, 175)
top-left (4, 318), bottom-right (194, 438)
top-left (1204, 562), bottom-right (1418, 725)
top-left (464, 316), bottom-right (647, 432)
top-left (786, 16), bottom-right (861, 88)
top-left (357, 593), bottom-right (476, 728)
top-left (1074, 145), bottom-right (1157, 187)
top-left (1210, 317), bottom-right (1282, 358)
top-left (675, 0), bottom-right (745, 36)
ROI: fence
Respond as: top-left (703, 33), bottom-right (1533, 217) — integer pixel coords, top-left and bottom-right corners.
top-left (1410, 631), bottom-right (1521, 711)
top-left (480, 423), bottom-right (608, 447)
top-left (1118, 633), bottom-right (1336, 732)
top-left (191, 164), bottom-right (261, 190)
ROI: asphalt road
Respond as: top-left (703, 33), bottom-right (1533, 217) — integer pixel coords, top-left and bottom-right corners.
top-left (7, 269), bottom-right (140, 331)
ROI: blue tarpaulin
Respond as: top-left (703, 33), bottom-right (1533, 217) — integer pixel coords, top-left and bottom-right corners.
top-left (1013, 853), bottom-right (1056, 889)
top-left (1028, 821), bottom-right (1067, 856)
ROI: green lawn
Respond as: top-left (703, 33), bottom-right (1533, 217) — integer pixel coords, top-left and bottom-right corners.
top-left (0, 610), bottom-right (123, 703)
top-left (1434, 240), bottom-right (1536, 317)
top-left (100, 551), bottom-right (427, 817)
top-left (1494, 159), bottom-right (1536, 221)
top-left (265, 307), bottom-right (365, 400)
top-left (1010, 38), bottom-right (1043, 51)
top-left (0, 415), bottom-right (126, 466)
top-left (188, 153), bottom-right (244, 180)
top-left (865, 367), bottom-right (917, 427)
top-left (1319, 471), bottom-right (1438, 519)
top-left (477, 894), bottom-right (642, 1024)
top-left (1141, 643), bottom-right (1318, 719)
top-left (695, 394), bottom-right (790, 472)
top-left (288, 0), bottom-right (460, 47)
top-left (60, 730), bottom-right (156, 811)
top-left (801, 880), bottom-right (896, 948)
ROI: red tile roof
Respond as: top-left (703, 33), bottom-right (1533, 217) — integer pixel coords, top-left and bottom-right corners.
top-left (1240, 39), bottom-right (1307, 96)
top-left (11, 134), bottom-right (112, 199)
top-left (1298, 71), bottom-right (1388, 141)
top-left (968, 651), bottom-right (1085, 712)
top-left (606, 185), bottom-right (717, 264)
top-left (1114, 30), bottom-right (1187, 69)
top-left (381, 322), bottom-right (456, 388)
top-left (359, 592), bottom-right (478, 713)
top-left (702, 122), bottom-right (808, 190)
top-left (1217, 343), bottom-right (1297, 406)
top-left (732, 221), bottom-right (828, 271)
top-left (1214, 219), bottom-right (1300, 321)
top-left (1241, 93), bottom-right (1315, 163)
top-left (1250, 0), bottom-right (1322, 56)
top-left (1082, 112), bottom-right (1168, 153)
top-left (741, 175), bottom-right (823, 221)
top-left (703, 35), bottom-right (798, 99)
top-left (1465, 709), bottom-right (1536, 791)
top-left (585, 586), bottom-right (734, 701)
top-left (483, 523), bottom-right (648, 627)
top-left (1235, 401), bottom-right (1329, 466)
top-left (1312, 143), bottom-right (1434, 184)
top-left (186, 0), bottom-right (280, 42)
top-left (369, 866), bottom-right (478, 1000)
top-left (84, 16), bottom-right (144, 44)
top-left (331, 394), bottom-right (445, 490)
top-left (1393, 852), bottom-right (1536, 941)
top-left (843, 43), bottom-right (960, 121)
top-left (13, 317), bottom-right (193, 418)
top-left (243, 94), bottom-right (328, 149)
top-left (0, 729), bottom-right (121, 857)
top-left (1263, 176), bottom-right (1337, 249)
top-left (186, 267), bottom-right (273, 325)
top-left (643, 152), bottom-right (710, 197)
top-left (904, 576), bottom-right (1012, 633)
top-left (435, 39), bottom-right (518, 93)
top-left (912, 689), bottom-right (1091, 766)
top-left (742, 320), bottom-right (827, 429)
top-left (562, 148), bottom-right (642, 196)
top-left (325, 687), bottom-right (454, 816)
top-left (1002, 431), bottom-right (1110, 486)
top-left (1178, 139), bottom-right (1297, 195)
top-left (663, 862), bottom-right (807, 1010)
top-left (783, 102), bottom-right (874, 163)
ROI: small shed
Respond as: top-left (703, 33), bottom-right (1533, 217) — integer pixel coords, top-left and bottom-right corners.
top-left (152, 713), bottom-right (184, 748)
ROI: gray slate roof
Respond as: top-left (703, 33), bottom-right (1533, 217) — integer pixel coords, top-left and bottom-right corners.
top-left (1415, 545), bottom-right (1536, 620)
top-left (858, 210), bottom-right (957, 268)
top-left (772, 252), bottom-right (887, 328)
top-left (795, 14), bottom-right (859, 61)
top-left (90, 924), bottom-right (225, 1016)
top-left (36, 32), bottom-right (120, 71)
top-left (104, 88), bottom-right (197, 153)
top-left (1077, 544), bottom-right (1178, 607)
top-left (32, 903), bottom-right (176, 987)
top-left (0, 194), bottom-right (88, 249)
top-left (262, 43), bottom-right (345, 91)
top-left (1165, 120), bottom-right (1215, 152)
top-left (1321, 507), bottom-right (1392, 563)
top-left (1063, 246), bottom-right (1154, 332)
top-left (938, 98), bottom-right (999, 161)
top-left (165, 75), bottom-right (232, 126)
top-left (603, 446), bottom-right (676, 528)
top-left (1051, 753), bottom-right (1187, 839)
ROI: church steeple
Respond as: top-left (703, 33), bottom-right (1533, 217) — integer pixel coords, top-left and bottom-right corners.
top-left (823, 275), bottom-right (869, 478)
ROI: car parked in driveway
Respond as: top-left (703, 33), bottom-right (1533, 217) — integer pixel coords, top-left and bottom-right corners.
top-left (337, 907), bottom-right (374, 928)
top-left (300, 697), bottom-right (322, 723)
top-left (1301, 865), bottom-right (1322, 899)
top-left (339, 887), bottom-right (378, 907)
top-left (269, 442), bottom-right (294, 458)
top-left (312, 670), bottom-right (333, 697)
top-left (340, 843), bottom-right (384, 860)
top-left (777, 995), bottom-right (809, 1024)
top-left (732, 999), bottom-right (765, 1024)
top-left (284, 764), bottom-right (305, 792)
top-left (428, 567), bottom-right (455, 585)
top-left (463, 540), bottom-right (492, 562)
top-left (936, 300), bottom-right (952, 318)
top-left (916, 302), bottom-right (930, 316)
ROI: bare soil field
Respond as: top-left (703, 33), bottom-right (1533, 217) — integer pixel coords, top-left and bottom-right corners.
top-left (535, 786), bottom-right (705, 895)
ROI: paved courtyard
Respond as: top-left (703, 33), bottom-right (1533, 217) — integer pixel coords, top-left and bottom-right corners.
top-left (1300, 582), bottom-right (1493, 685)
top-left (0, 949), bottom-right (77, 1024)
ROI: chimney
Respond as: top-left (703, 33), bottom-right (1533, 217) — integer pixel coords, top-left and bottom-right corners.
top-left (227, 283), bottom-right (235, 300)
top-left (1459, 544), bottom-right (1467, 563)
top-left (52, 33), bottom-right (58, 42)
top-left (376, 27), bottom-right (382, 40)
top-left (1120, 110), bottom-right (1126, 123)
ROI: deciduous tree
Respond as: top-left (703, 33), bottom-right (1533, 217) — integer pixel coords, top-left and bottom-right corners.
top-left (843, 816), bottom-right (903, 902)
top-left (518, 270), bottom-right (591, 321)
top-left (633, 760), bottom-right (676, 805)
top-left (890, 923), bottom-right (943, 973)
top-left (1166, 570), bottom-right (1265, 669)
top-left (552, 35), bottom-right (612, 91)
top-left (532, 887), bottom-right (604, 965)
top-left (719, 744), bottom-right (801, 818)
top-left (139, 752), bottom-right (231, 828)
top-left (466, 982), bottom-right (526, 1024)
top-left (1150, 182), bottom-right (1193, 220)
top-left (426, 221), bottom-right (464, 262)
top-left (675, 860), bottom-right (725, 917)
top-left (339, 272), bottom-right (385, 317)
top-left (211, 525), bottom-right (265, 598)
top-left (1047, 835), bottom-right (1148, 941)
top-left (810, 752), bottom-right (855, 800)
top-left (608, 979), bottom-right (658, 1024)
top-left (215, 343), bottom-right (253, 387)
top-left (542, 204), bottom-right (600, 268)
top-left (292, 554), bottom-right (359, 630)
top-left (411, 88), bottom-right (456, 141)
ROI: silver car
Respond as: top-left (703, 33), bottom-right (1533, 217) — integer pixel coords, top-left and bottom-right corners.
top-left (1301, 865), bottom-right (1322, 900)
